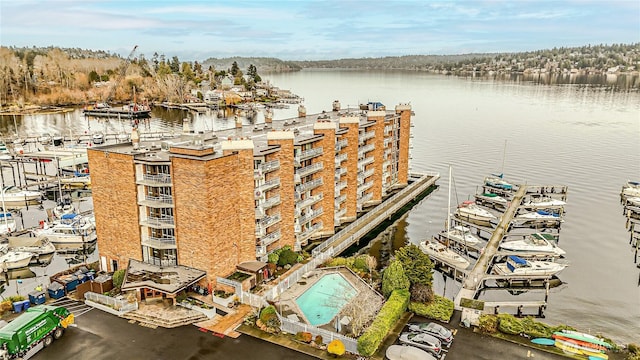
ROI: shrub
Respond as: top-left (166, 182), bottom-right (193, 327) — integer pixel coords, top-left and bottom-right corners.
top-left (352, 255), bottom-right (370, 273)
top-left (315, 335), bottom-right (323, 346)
top-left (381, 259), bottom-right (410, 299)
top-left (410, 283), bottom-right (434, 303)
top-left (628, 343), bottom-right (639, 354)
top-left (112, 269), bottom-right (125, 288)
top-left (357, 289), bottom-right (410, 356)
top-left (327, 339), bottom-right (345, 357)
top-left (408, 295), bottom-right (454, 322)
top-left (176, 292), bottom-right (187, 303)
top-left (258, 305), bottom-right (280, 328)
top-left (277, 249), bottom-right (298, 266)
top-left (295, 331), bottom-right (312, 343)
top-left (478, 314), bottom-right (499, 334)
top-left (521, 317), bottom-right (553, 338)
top-left (497, 314), bottom-right (524, 335)
top-left (395, 244), bottom-right (434, 287)
top-left (267, 252), bottom-right (279, 264)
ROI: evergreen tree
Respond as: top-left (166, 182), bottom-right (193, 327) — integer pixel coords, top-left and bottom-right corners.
top-left (395, 244), bottom-right (434, 288)
top-left (381, 259), bottom-right (410, 299)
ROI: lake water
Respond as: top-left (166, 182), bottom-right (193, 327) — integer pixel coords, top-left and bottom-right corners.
top-left (1, 69), bottom-right (639, 344)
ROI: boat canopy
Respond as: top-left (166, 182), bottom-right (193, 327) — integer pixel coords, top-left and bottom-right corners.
top-left (61, 214), bottom-right (79, 220)
top-left (508, 255), bottom-right (527, 264)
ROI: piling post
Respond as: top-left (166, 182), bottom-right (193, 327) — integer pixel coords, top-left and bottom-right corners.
top-left (517, 305), bottom-right (523, 317)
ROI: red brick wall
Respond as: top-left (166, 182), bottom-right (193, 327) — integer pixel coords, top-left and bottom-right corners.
top-left (396, 104), bottom-right (412, 186)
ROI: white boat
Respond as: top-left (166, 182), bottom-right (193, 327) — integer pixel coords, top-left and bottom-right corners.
top-left (420, 240), bottom-right (470, 269)
top-left (7, 236), bottom-right (56, 264)
top-left (0, 142), bottom-right (12, 160)
top-left (475, 192), bottom-right (508, 208)
top-left (513, 210), bottom-right (563, 225)
top-left (0, 244), bottom-right (33, 270)
top-left (92, 132), bottom-right (105, 144)
top-left (53, 197), bottom-right (76, 218)
top-left (455, 201), bottom-right (497, 223)
top-left (439, 225), bottom-right (482, 247)
top-left (522, 196), bottom-right (566, 208)
top-left (33, 214), bottom-right (97, 249)
top-left (625, 196), bottom-right (640, 207)
top-left (622, 181), bottom-right (640, 198)
top-left (37, 133), bottom-right (52, 145)
top-left (499, 233), bottom-right (566, 257)
top-left (493, 255), bottom-right (567, 276)
top-left (1, 186), bottom-right (43, 204)
top-left (59, 175), bottom-right (91, 189)
top-left (0, 212), bottom-right (17, 234)
top-left (484, 173), bottom-right (514, 191)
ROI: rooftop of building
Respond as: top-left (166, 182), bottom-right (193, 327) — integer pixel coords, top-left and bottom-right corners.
top-left (121, 259), bottom-right (207, 295)
top-left (87, 103), bottom-right (410, 160)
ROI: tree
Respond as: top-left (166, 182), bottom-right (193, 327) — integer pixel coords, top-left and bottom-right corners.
top-left (337, 284), bottom-right (383, 336)
top-left (112, 269), bottom-right (126, 288)
top-left (169, 56), bottom-right (180, 73)
top-left (394, 244), bottom-right (433, 288)
top-left (230, 61), bottom-right (240, 76)
top-left (381, 259), bottom-right (410, 298)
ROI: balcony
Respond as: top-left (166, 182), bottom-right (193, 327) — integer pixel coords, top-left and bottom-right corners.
top-left (357, 181), bottom-right (374, 194)
top-left (334, 167), bottom-right (347, 180)
top-left (256, 245), bottom-right (267, 257)
top-left (295, 178), bottom-right (323, 193)
top-left (256, 178), bottom-right (280, 197)
top-left (296, 163), bottom-right (323, 178)
top-left (335, 181), bottom-right (347, 195)
top-left (359, 131), bottom-right (375, 143)
top-left (358, 157), bottom-right (374, 168)
top-left (357, 168), bottom-right (375, 183)
top-left (260, 159), bottom-right (280, 173)
top-left (335, 139), bottom-right (348, 151)
top-left (384, 137), bottom-right (393, 147)
top-left (357, 144), bottom-right (375, 158)
top-left (296, 147), bottom-right (323, 163)
top-left (141, 235), bottom-right (177, 249)
top-left (335, 153), bottom-right (347, 165)
top-left (259, 229), bottom-right (282, 247)
top-left (140, 215), bottom-right (175, 229)
top-left (334, 194), bottom-right (346, 207)
top-left (335, 207), bottom-right (347, 221)
top-left (263, 195), bottom-right (281, 209)
top-left (137, 173), bottom-right (172, 186)
top-left (297, 222), bottom-right (323, 243)
top-left (359, 192), bottom-right (374, 204)
top-left (256, 213), bottom-right (282, 235)
top-left (297, 207), bottom-right (323, 225)
top-left (297, 194), bottom-right (323, 210)
top-left (139, 194), bottom-right (174, 208)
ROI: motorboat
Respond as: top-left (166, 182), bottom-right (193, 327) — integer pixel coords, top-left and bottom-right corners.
top-left (92, 132), bottom-right (105, 144)
top-left (7, 236), bottom-right (56, 265)
top-left (37, 133), bottom-right (52, 145)
top-left (624, 196), bottom-right (640, 207)
top-left (33, 213), bottom-right (97, 249)
top-left (0, 244), bottom-right (33, 270)
top-left (0, 212), bottom-right (17, 234)
top-left (59, 175), bottom-right (91, 189)
top-left (622, 181), bottom-right (640, 198)
top-left (1, 186), bottom-right (43, 204)
top-left (475, 192), bottom-right (509, 208)
top-left (513, 210), bottom-right (563, 225)
top-left (438, 225), bottom-right (482, 247)
top-left (53, 196), bottom-right (76, 219)
top-left (0, 142), bottom-right (12, 160)
top-left (420, 240), bottom-right (470, 269)
top-left (493, 255), bottom-right (567, 276)
top-left (522, 196), bottom-right (566, 208)
top-left (499, 233), bottom-right (566, 257)
top-left (484, 173), bottom-right (514, 190)
top-left (455, 201), bottom-right (497, 224)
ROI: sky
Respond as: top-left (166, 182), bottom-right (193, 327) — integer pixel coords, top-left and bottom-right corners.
top-left (1, 0), bottom-right (639, 61)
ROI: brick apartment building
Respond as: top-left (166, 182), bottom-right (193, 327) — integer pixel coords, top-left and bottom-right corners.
top-left (87, 101), bottom-right (413, 286)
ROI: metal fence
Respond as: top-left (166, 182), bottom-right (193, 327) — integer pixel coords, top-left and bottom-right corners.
top-left (279, 314), bottom-right (359, 354)
top-left (84, 291), bottom-right (138, 312)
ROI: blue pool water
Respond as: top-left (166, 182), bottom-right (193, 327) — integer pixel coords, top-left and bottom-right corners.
top-left (295, 273), bottom-right (358, 326)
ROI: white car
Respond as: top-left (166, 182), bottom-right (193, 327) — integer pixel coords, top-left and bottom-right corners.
top-left (386, 344), bottom-right (437, 360)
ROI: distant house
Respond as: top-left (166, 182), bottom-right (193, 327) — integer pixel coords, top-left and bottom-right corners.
top-left (204, 90), bottom-right (222, 102)
top-left (221, 76), bottom-right (234, 89)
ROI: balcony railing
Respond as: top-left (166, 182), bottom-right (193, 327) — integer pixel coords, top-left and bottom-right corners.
top-left (140, 173), bottom-right (172, 184)
top-left (144, 195), bottom-right (173, 204)
top-left (256, 245), bottom-right (267, 257)
top-left (357, 181), bottom-right (374, 194)
top-left (358, 144), bottom-right (375, 158)
top-left (297, 194), bottom-right (323, 210)
top-left (256, 178), bottom-right (280, 195)
top-left (141, 235), bottom-right (177, 249)
top-left (335, 207), bottom-right (347, 220)
top-left (259, 229), bottom-right (282, 247)
top-left (297, 207), bottom-right (323, 225)
top-left (263, 195), bottom-right (281, 209)
top-left (334, 194), bottom-right (346, 207)
top-left (359, 131), bottom-right (375, 143)
top-left (140, 215), bottom-right (175, 228)
top-left (384, 137), bottom-right (393, 147)
top-left (335, 139), bottom-right (348, 151)
top-left (297, 147), bottom-right (323, 162)
top-left (335, 181), bottom-right (347, 194)
top-left (359, 192), bottom-right (374, 204)
top-left (335, 153), bottom-right (347, 165)
top-left (256, 213), bottom-right (282, 235)
top-left (358, 157), bottom-right (374, 168)
top-left (295, 178), bottom-right (323, 193)
top-left (297, 222), bottom-right (323, 243)
top-left (358, 168), bottom-right (375, 183)
top-left (260, 159), bottom-right (280, 173)
top-left (296, 163), bottom-right (323, 178)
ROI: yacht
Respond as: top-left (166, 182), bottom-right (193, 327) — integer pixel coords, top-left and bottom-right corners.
top-left (1, 186), bottom-right (43, 204)
top-left (522, 196), bottom-right (566, 209)
top-left (499, 233), bottom-right (566, 257)
top-left (455, 201), bottom-right (497, 224)
top-left (493, 255), bottom-right (567, 276)
top-left (438, 225), bottom-right (482, 247)
top-left (420, 240), bottom-right (470, 269)
top-left (0, 244), bottom-right (33, 270)
top-left (513, 210), bottom-right (563, 226)
top-left (33, 214), bottom-right (97, 249)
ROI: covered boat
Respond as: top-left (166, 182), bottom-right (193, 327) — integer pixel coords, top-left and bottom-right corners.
top-left (484, 173), bottom-right (514, 190)
top-left (522, 196), bottom-right (566, 208)
top-left (499, 233), bottom-right (566, 257)
top-left (455, 201), bottom-right (497, 224)
top-left (513, 210), bottom-right (563, 225)
top-left (493, 255), bottom-right (567, 276)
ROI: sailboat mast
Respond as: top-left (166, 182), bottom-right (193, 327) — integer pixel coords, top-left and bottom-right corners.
top-left (501, 139), bottom-right (507, 176)
top-left (447, 164), bottom-right (451, 233)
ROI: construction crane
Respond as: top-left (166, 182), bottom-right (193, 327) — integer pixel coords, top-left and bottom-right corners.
top-left (102, 45), bottom-right (138, 106)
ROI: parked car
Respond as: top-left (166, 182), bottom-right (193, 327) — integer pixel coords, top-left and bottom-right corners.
top-left (407, 322), bottom-right (454, 347)
top-left (386, 344), bottom-right (437, 360)
top-left (398, 332), bottom-right (442, 357)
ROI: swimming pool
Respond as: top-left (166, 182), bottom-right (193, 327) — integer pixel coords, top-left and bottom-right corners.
top-left (295, 272), bottom-right (358, 326)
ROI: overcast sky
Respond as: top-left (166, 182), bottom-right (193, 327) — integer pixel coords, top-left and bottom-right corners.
top-left (2, 0), bottom-right (639, 61)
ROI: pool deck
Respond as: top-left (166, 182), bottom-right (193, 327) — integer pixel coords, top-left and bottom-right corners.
top-left (274, 267), bottom-right (382, 333)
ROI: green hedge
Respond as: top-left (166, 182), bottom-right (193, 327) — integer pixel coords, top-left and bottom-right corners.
top-left (408, 295), bottom-right (454, 322)
top-left (497, 314), bottom-right (524, 335)
top-left (357, 289), bottom-right (410, 356)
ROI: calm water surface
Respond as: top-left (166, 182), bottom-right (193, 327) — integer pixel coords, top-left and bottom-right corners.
top-left (1, 69), bottom-right (638, 344)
